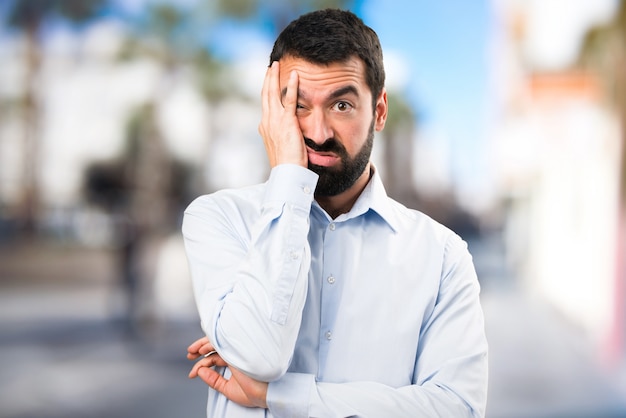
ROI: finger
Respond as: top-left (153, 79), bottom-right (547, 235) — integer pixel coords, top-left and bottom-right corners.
top-left (198, 342), bottom-right (215, 356)
top-left (282, 70), bottom-right (298, 112)
top-left (187, 336), bottom-right (209, 354)
top-left (261, 62), bottom-right (274, 114)
top-left (260, 62), bottom-right (279, 166)
top-left (189, 356), bottom-right (214, 378)
top-left (186, 338), bottom-right (208, 359)
top-left (187, 337), bottom-right (214, 360)
top-left (268, 60), bottom-right (282, 109)
top-left (187, 343), bottom-right (215, 360)
top-left (197, 366), bottom-right (230, 392)
top-left (189, 359), bottom-right (207, 378)
top-left (188, 354), bottom-right (228, 378)
top-left (262, 61), bottom-right (279, 128)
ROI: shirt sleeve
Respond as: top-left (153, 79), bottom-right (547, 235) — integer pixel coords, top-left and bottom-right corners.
top-left (266, 234), bottom-right (488, 417)
top-left (182, 164), bottom-right (319, 382)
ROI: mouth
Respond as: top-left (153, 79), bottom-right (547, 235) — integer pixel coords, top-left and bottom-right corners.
top-left (306, 148), bottom-right (341, 167)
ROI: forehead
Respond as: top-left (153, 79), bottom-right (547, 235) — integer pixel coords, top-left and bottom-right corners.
top-left (279, 56), bottom-right (370, 100)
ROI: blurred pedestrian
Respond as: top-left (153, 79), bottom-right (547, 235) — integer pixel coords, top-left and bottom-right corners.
top-left (183, 9), bottom-right (488, 417)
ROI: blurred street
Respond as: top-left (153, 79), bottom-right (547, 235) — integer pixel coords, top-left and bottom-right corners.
top-left (1, 233), bottom-right (625, 418)
top-left (474, 235), bottom-right (626, 418)
top-left (0, 238), bottom-right (207, 418)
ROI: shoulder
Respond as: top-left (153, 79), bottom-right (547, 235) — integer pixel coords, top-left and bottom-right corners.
top-left (182, 183), bottom-right (266, 238)
top-left (388, 199), bottom-right (454, 236)
top-left (384, 198), bottom-right (469, 254)
top-left (185, 183), bottom-right (265, 217)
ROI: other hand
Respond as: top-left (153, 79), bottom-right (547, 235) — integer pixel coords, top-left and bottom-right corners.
top-left (187, 336), bottom-right (269, 409)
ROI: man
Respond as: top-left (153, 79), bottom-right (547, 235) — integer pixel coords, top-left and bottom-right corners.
top-left (183, 9), bottom-right (488, 417)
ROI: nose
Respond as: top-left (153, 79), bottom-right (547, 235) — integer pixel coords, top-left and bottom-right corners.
top-left (301, 109), bottom-right (333, 145)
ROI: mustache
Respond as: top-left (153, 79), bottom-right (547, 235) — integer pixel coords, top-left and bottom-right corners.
top-left (304, 137), bottom-right (346, 154)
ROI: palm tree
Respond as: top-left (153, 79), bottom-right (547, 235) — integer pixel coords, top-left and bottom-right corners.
top-left (4, 0), bottom-right (108, 236)
top-left (116, 3), bottom-right (196, 233)
top-left (213, 0), bottom-right (360, 32)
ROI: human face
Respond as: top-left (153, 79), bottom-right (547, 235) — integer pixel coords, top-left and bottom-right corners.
top-left (279, 56), bottom-right (387, 197)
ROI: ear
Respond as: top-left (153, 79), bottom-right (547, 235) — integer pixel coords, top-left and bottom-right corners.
top-left (373, 88), bottom-right (388, 132)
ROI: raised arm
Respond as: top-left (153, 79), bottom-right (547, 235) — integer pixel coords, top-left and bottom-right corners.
top-left (183, 61), bottom-right (313, 382)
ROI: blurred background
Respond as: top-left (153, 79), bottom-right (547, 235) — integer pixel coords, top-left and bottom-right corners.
top-left (1, 0), bottom-right (626, 417)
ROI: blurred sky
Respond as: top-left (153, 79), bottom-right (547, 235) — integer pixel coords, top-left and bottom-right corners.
top-left (362, 1), bottom-right (493, 199)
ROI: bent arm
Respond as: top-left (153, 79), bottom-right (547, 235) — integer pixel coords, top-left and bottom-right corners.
top-left (183, 164), bottom-right (318, 381)
top-left (267, 235), bottom-right (488, 417)
top-left (268, 374), bottom-right (484, 418)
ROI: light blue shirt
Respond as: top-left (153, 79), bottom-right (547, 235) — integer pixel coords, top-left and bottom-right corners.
top-left (182, 164), bottom-right (488, 418)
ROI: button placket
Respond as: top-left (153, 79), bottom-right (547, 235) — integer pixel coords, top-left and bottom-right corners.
top-left (318, 217), bottom-right (342, 366)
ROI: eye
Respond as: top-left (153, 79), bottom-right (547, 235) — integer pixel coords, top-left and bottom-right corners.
top-left (333, 101), bottom-right (353, 112)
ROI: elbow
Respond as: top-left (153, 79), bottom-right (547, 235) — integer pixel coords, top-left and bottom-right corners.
top-left (214, 325), bottom-right (291, 382)
top-left (209, 299), bottom-right (297, 382)
top-left (235, 347), bottom-right (290, 382)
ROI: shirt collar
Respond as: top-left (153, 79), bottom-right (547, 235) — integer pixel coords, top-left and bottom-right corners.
top-left (355, 165), bottom-right (399, 232)
top-left (315, 165), bottom-right (399, 232)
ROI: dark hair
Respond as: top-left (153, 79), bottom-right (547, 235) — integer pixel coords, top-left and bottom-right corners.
top-left (269, 9), bottom-right (385, 107)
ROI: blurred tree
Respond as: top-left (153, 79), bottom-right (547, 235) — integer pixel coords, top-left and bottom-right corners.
top-left (579, 0), bottom-right (626, 198)
top-left (383, 92), bottom-right (418, 204)
top-left (117, 3), bottom-right (198, 234)
top-left (4, 0), bottom-right (108, 236)
top-left (115, 1), bottom-right (254, 231)
top-left (212, 0), bottom-right (360, 32)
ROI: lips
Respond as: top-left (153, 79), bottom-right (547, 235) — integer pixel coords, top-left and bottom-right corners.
top-left (307, 149), bottom-right (340, 167)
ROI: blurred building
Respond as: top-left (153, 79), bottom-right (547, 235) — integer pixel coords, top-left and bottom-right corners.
top-left (0, 17), bottom-right (266, 324)
top-left (490, 0), bottom-right (625, 365)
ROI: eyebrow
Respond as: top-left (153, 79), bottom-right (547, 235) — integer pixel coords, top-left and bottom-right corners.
top-left (281, 85), bottom-right (360, 102)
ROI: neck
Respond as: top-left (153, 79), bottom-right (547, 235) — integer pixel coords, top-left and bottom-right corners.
top-left (315, 163), bottom-right (372, 219)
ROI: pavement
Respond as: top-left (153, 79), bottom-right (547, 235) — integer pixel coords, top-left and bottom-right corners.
top-left (1, 234), bottom-right (626, 418)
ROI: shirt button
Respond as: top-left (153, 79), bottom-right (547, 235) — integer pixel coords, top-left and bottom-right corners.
top-left (303, 186), bottom-right (312, 194)
top-left (289, 251), bottom-right (299, 260)
top-left (325, 331), bottom-right (332, 340)
top-left (327, 276), bottom-right (335, 284)
top-left (329, 223), bottom-right (336, 231)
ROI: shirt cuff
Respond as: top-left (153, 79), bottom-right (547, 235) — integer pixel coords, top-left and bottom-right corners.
top-left (264, 164), bottom-right (318, 211)
top-left (267, 372), bottom-right (314, 418)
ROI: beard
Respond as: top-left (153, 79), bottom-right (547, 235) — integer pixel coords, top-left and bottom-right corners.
top-left (306, 119), bottom-right (374, 197)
